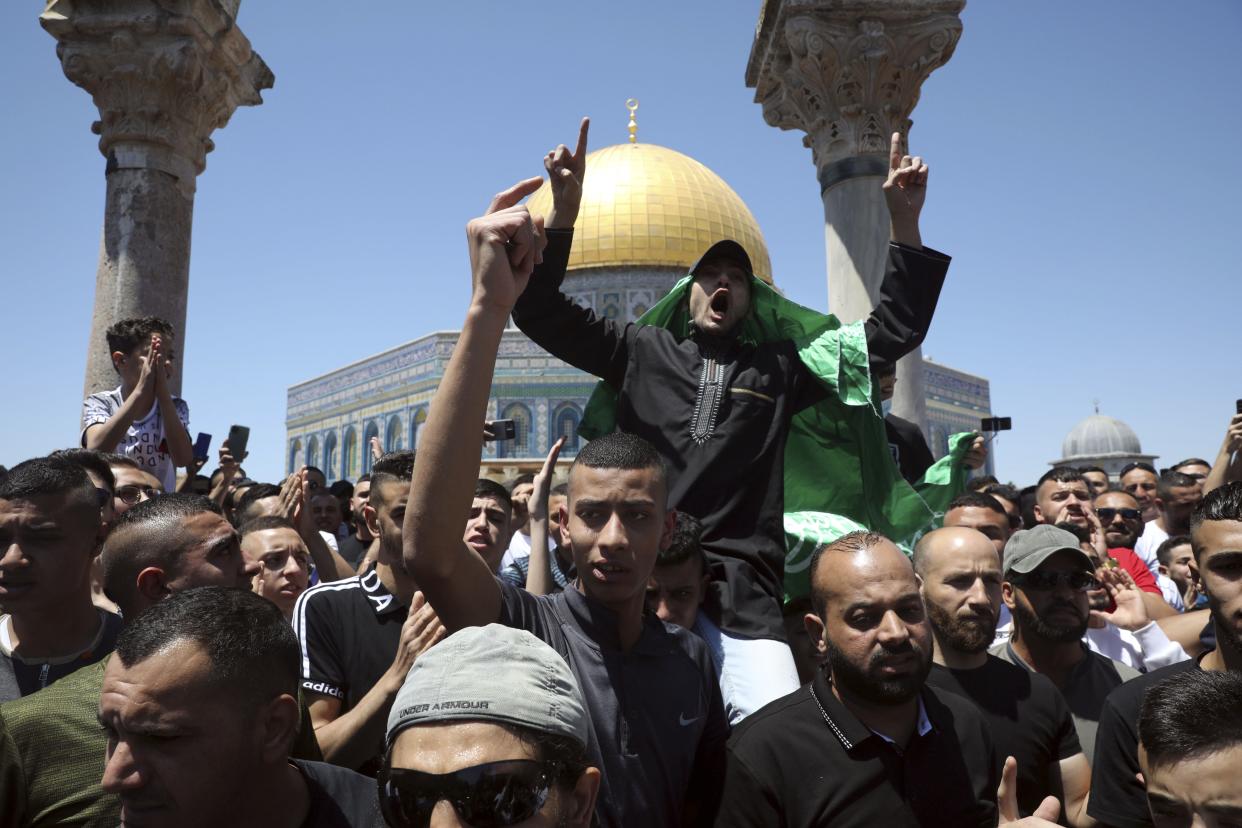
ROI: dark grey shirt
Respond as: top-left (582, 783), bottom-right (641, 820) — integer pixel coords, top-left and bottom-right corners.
top-left (991, 640), bottom-right (1139, 764)
top-left (498, 581), bottom-right (727, 828)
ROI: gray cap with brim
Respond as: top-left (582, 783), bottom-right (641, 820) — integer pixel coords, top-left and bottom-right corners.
top-left (1003, 524), bottom-right (1095, 576)
top-left (385, 624), bottom-right (588, 750)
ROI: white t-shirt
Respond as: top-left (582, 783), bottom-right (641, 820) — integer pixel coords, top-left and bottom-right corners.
top-left (81, 387), bottom-right (189, 492)
top-left (1133, 521), bottom-right (1168, 576)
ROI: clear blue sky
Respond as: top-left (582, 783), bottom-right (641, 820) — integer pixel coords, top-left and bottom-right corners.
top-left (2, 1), bottom-right (1238, 485)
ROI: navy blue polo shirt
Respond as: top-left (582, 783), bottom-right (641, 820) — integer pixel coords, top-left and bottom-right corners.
top-left (497, 581), bottom-right (727, 828)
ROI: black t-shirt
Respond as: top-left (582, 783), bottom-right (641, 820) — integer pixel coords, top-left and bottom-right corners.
top-left (337, 534), bottom-right (369, 569)
top-left (0, 611), bottom-right (123, 702)
top-left (294, 758), bottom-right (381, 827)
top-left (1087, 658), bottom-right (1201, 828)
top-left (291, 566), bottom-right (406, 772)
top-left (498, 581), bottom-right (727, 828)
top-left (885, 412), bottom-right (935, 484)
top-left (927, 658), bottom-right (1081, 820)
top-left (717, 672), bottom-right (998, 828)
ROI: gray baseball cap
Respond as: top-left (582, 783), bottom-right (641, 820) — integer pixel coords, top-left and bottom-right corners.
top-left (1002, 524), bottom-right (1095, 576)
top-left (385, 624), bottom-right (588, 750)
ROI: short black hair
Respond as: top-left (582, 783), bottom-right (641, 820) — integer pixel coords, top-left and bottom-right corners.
top-left (657, 512), bottom-right (705, 571)
top-left (1037, 466), bottom-right (1086, 489)
top-left (1170, 458), bottom-right (1211, 472)
top-left (807, 530), bottom-right (888, 617)
top-left (105, 316), bottom-right (175, 359)
top-left (550, 482), bottom-right (568, 497)
top-left (102, 494), bottom-right (224, 610)
top-left (1155, 534), bottom-right (1192, 567)
top-left (1139, 669), bottom-right (1242, 770)
top-left (982, 482), bottom-right (1020, 504)
top-left (370, 451), bottom-right (416, 505)
top-left (115, 586), bottom-right (299, 712)
top-left (507, 473), bottom-right (536, 492)
top-left (0, 455), bottom-right (94, 503)
top-left (570, 433), bottom-right (666, 494)
top-left (1119, 461), bottom-right (1157, 479)
top-left (1078, 465), bottom-right (1107, 477)
top-left (329, 480), bottom-right (354, 499)
top-left (239, 515), bottom-right (298, 539)
top-left (475, 479), bottom-right (512, 514)
top-left (101, 452), bottom-right (143, 471)
top-left (1190, 481), bottom-right (1242, 553)
top-left (304, 465), bottom-right (325, 479)
top-left (947, 491), bottom-right (1007, 516)
top-left (966, 474), bottom-right (999, 492)
top-left (233, 483), bottom-right (282, 527)
top-left (49, 448), bottom-right (116, 494)
top-left (1158, 471), bottom-right (1199, 500)
top-left (1094, 488), bottom-right (1139, 506)
top-left (1018, 485), bottom-right (1038, 529)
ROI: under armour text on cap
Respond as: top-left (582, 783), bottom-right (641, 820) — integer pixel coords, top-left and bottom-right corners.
top-left (690, 239), bottom-right (753, 277)
top-left (385, 624), bottom-right (589, 749)
top-left (1002, 524), bottom-right (1095, 576)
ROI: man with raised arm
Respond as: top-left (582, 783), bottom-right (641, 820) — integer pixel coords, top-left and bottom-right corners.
top-left (404, 180), bottom-right (726, 828)
top-left (512, 120), bottom-right (952, 716)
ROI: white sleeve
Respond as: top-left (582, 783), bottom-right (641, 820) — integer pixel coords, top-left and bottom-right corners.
top-left (1131, 620), bottom-right (1191, 670)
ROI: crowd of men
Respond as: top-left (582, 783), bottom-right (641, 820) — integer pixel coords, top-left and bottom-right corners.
top-left (2, 120), bottom-right (1241, 827)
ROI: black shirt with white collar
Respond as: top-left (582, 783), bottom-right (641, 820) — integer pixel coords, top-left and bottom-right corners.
top-left (717, 671), bottom-right (998, 828)
top-left (292, 565), bottom-right (407, 773)
top-left (498, 580), bottom-right (727, 828)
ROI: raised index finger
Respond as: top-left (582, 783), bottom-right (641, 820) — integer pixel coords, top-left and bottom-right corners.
top-left (889, 132), bottom-right (902, 171)
top-left (486, 176), bottom-right (545, 215)
top-left (574, 117), bottom-right (590, 162)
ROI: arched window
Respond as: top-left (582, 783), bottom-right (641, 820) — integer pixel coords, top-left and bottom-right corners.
top-left (288, 439), bottom-right (303, 475)
top-left (410, 409), bottom-right (423, 449)
top-left (306, 436), bottom-right (319, 476)
top-left (343, 427), bottom-right (357, 480)
top-left (385, 414), bottom-right (403, 453)
top-left (362, 421), bottom-right (380, 474)
top-left (552, 404), bottom-right (581, 452)
top-left (323, 432), bottom-right (338, 478)
top-left (497, 403), bottom-right (532, 459)
top-left (410, 407), bottom-right (428, 449)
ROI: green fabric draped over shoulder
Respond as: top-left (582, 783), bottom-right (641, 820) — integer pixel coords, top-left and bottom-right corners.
top-left (579, 274), bottom-right (975, 603)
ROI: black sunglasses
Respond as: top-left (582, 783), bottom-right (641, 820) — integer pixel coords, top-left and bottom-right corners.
top-left (379, 759), bottom-right (556, 828)
top-left (1096, 507), bottom-right (1143, 522)
top-left (1013, 570), bottom-right (1099, 592)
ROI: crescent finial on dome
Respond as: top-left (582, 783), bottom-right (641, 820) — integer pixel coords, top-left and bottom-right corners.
top-left (626, 98), bottom-right (639, 144)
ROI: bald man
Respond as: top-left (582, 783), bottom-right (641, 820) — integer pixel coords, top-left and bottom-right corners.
top-left (0, 494), bottom-right (323, 828)
top-left (917, 527), bottom-right (1092, 825)
top-left (718, 531), bottom-right (1000, 828)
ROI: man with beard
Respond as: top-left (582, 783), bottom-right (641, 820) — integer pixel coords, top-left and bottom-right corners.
top-left (1134, 471), bottom-right (1202, 582)
top-left (337, 474), bottom-right (373, 569)
top-left (916, 527), bottom-right (1093, 825)
top-left (716, 531), bottom-right (999, 828)
top-left (1094, 488), bottom-right (1184, 611)
top-left (990, 525), bottom-right (1139, 762)
top-left (1087, 481), bottom-right (1242, 828)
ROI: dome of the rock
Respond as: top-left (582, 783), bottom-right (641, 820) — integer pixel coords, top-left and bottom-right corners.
top-left (1061, 414), bottom-right (1144, 460)
top-left (525, 142), bottom-right (774, 284)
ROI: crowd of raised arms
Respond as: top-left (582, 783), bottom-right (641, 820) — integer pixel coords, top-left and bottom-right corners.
top-left (2, 119), bottom-right (1241, 828)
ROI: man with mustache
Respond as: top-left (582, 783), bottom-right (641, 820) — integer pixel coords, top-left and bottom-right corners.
top-left (917, 527), bottom-right (1093, 825)
top-left (716, 531), bottom-right (999, 827)
top-left (990, 525), bottom-right (1140, 763)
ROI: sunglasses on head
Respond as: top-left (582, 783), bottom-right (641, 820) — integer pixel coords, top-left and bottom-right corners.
top-left (1096, 507), bottom-right (1143, 522)
top-left (379, 759), bottom-right (557, 828)
top-left (1012, 570), bottom-right (1099, 592)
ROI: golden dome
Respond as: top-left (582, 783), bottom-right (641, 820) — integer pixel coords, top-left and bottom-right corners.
top-left (526, 142), bottom-right (773, 284)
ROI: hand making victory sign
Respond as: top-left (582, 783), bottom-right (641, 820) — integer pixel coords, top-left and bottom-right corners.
top-left (883, 131), bottom-right (929, 249)
top-left (544, 117), bottom-right (589, 230)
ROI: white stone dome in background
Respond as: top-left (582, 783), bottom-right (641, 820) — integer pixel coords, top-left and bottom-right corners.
top-left (1061, 414), bottom-right (1144, 459)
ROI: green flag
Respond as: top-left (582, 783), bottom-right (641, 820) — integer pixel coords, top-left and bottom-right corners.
top-left (579, 273), bottom-right (975, 602)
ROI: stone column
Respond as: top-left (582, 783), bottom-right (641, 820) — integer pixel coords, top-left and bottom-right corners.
top-left (41, 0), bottom-right (273, 398)
top-left (746, 1), bottom-right (964, 431)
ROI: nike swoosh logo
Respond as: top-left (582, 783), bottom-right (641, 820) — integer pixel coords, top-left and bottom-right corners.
top-left (679, 713), bottom-right (700, 727)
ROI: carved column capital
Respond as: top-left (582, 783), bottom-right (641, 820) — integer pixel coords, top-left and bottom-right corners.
top-left (746, 0), bottom-right (964, 180)
top-left (41, 0), bottom-right (273, 192)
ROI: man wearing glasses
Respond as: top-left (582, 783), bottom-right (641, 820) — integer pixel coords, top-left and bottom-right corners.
top-left (381, 624), bottom-right (599, 828)
top-left (989, 525), bottom-right (1140, 763)
top-left (103, 454), bottom-right (162, 517)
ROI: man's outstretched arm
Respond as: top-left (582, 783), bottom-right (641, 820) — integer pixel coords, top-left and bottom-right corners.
top-left (404, 178), bottom-right (547, 633)
top-left (511, 118), bottom-right (632, 388)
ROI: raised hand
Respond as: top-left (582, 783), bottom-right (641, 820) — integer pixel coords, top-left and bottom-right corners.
top-left (1083, 506), bottom-right (1110, 562)
top-left (529, 437), bottom-right (565, 523)
top-left (997, 756), bottom-right (1062, 827)
top-left (883, 132), bottom-right (928, 247)
top-left (1091, 566), bottom-right (1151, 632)
top-left (545, 117), bottom-right (590, 230)
top-left (468, 177), bottom-right (547, 314)
top-left (384, 591), bottom-right (447, 693)
top-left (964, 435), bottom-right (988, 470)
top-left (370, 435), bottom-right (383, 465)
